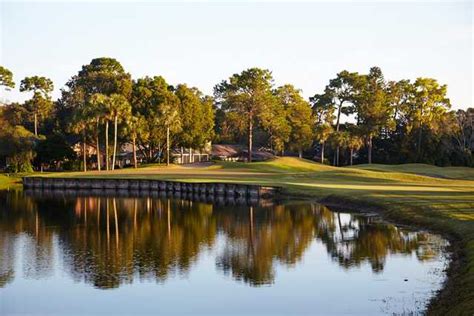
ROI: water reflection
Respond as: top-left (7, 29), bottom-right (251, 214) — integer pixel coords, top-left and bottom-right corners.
top-left (0, 190), bottom-right (445, 290)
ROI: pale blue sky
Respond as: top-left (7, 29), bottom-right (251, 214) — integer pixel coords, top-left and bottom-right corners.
top-left (0, 1), bottom-right (472, 109)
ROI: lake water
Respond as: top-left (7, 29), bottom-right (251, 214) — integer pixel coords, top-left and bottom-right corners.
top-left (0, 190), bottom-right (448, 315)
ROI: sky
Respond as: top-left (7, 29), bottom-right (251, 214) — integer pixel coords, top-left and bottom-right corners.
top-left (0, 1), bottom-right (472, 110)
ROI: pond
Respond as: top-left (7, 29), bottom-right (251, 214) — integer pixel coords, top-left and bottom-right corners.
top-left (0, 190), bottom-right (448, 315)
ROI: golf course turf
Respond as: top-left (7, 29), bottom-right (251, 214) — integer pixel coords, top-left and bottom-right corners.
top-left (16, 157), bottom-right (474, 314)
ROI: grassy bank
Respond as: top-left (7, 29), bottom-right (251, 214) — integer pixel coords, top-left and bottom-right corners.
top-left (29, 158), bottom-right (474, 314)
top-left (0, 174), bottom-right (22, 190)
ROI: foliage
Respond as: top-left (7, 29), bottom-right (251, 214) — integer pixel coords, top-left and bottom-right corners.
top-left (351, 67), bottom-right (394, 163)
top-left (175, 84), bottom-right (215, 149)
top-left (260, 87), bottom-right (290, 153)
top-left (34, 134), bottom-right (76, 168)
top-left (0, 59), bottom-right (471, 170)
top-left (214, 68), bottom-right (275, 161)
top-left (19, 76), bottom-right (54, 136)
top-left (276, 85), bottom-right (313, 156)
top-left (0, 66), bottom-right (15, 90)
top-left (131, 76), bottom-right (181, 161)
top-left (0, 124), bottom-right (36, 172)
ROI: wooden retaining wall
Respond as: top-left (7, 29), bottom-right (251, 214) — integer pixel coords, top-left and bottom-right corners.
top-left (22, 177), bottom-right (279, 199)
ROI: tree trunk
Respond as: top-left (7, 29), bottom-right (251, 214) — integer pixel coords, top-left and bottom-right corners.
top-left (181, 147), bottom-right (184, 164)
top-left (248, 115), bottom-right (253, 163)
top-left (96, 119), bottom-right (101, 171)
top-left (417, 126), bottom-right (423, 162)
top-left (113, 198), bottom-right (119, 247)
top-left (334, 102), bottom-right (342, 167)
top-left (132, 135), bottom-right (137, 168)
top-left (298, 149), bottom-right (302, 158)
top-left (368, 135), bottom-right (373, 164)
top-left (321, 142), bottom-right (325, 163)
top-left (189, 147), bottom-right (193, 163)
top-left (82, 132), bottom-right (87, 172)
top-left (34, 112), bottom-right (38, 137)
top-left (336, 104), bottom-right (342, 132)
top-left (106, 199), bottom-right (110, 245)
top-left (105, 121), bottom-right (109, 171)
top-left (166, 125), bottom-right (170, 166)
top-left (112, 115), bottom-right (118, 170)
top-left (350, 148), bottom-right (353, 166)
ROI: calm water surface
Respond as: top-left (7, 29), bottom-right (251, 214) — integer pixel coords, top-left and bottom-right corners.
top-left (0, 190), bottom-right (448, 315)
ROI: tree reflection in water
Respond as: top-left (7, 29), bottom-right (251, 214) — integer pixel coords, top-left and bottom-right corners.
top-left (0, 190), bottom-right (446, 289)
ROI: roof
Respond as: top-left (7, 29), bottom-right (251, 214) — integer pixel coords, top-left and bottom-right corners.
top-left (211, 144), bottom-right (242, 157)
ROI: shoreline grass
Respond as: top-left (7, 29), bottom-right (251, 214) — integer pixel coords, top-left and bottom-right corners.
top-left (15, 157), bottom-right (474, 314)
top-left (0, 174), bottom-right (22, 190)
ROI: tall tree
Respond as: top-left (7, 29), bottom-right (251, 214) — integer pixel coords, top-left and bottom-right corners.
top-left (106, 94), bottom-right (131, 170)
top-left (275, 85), bottom-right (313, 158)
top-left (214, 68), bottom-right (274, 162)
top-left (260, 90), bottom-right (290, 154)
top-left (346, 126), bottom-right (364, 166)
top-left (160, 94), bottom-right (181, 166)
top-left (19, 76), bottom-right (54, 136)
top-left (175, 84), bottom-right (215, 159)
top-left (409, 78), bottom-right (451, 161)
top-left (126, 115), bottom-right (148, 168)
top-left (88, 93), bottom-right (109, 171)
top-left (62, 58), bottom-right (132, 169)
top-left (324, 71), bottom-right (358, 165)
top-left (454, 108), bottom-right (474, 154)
top-left (0, 66), bottom-right (15, 91)
top-left (132, 76), bottom-right (178, 163)
top-left (310, 93), bottom-right (335, 163)
top-left (329, 131), bottom-right (348, 165)
top-left (70, 109), bottom-right (89, 172)
top-left (386, 79), bottom-right (413, 123)
top-left (352, 67), bottom-right (394, 164)
top-left (74, 57), bottom-right (132, 98)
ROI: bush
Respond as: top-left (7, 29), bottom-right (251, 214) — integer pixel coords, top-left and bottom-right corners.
top-left (62, 160), bottom-right (83, 171)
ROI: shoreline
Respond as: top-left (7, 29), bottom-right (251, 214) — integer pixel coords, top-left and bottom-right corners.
top-left (4, 159), bottom-right (473, 315)
top-left (18, 177), bottom-right (462, 314)
top-left (314, 195), bottom-right (460, 315)
top-left (278, 190), bottom-right (465, 315)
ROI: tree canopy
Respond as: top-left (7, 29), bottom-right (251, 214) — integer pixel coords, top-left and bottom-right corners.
top-left (0, 60), bottom-right (471, 171)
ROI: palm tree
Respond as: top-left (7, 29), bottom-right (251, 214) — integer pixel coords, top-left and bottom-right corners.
top-left (88, 94), bottom-right (109, 171)
top-left (107, 94), bottom-right (131, 170)
top-left (315, 123), bottom-right (333, 164)
top-left (347, 135), bottom-right (364, 166)
top-left (127, 115), bottom-right (148, 168)
top-left (70, 110), bottom-right (89, 172)
top-left (329, 131), bottom-right (348, 166)
top-left (159, 97), bottom-right (181, 166)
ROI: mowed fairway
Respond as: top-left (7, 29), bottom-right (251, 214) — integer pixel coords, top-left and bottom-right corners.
top-left (39, 157), bottom-right (474, 314)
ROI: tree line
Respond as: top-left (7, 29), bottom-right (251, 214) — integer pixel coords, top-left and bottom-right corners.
top-left (0, 58), bottom-right (472, 172)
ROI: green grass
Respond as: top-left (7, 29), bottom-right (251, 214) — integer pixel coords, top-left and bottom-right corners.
top-left (353, 163), bottom-right (474, 180)
top-left (21, 157), bottom-right (474, 314)
top-left (0, 173), bottom-right (22, 189)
